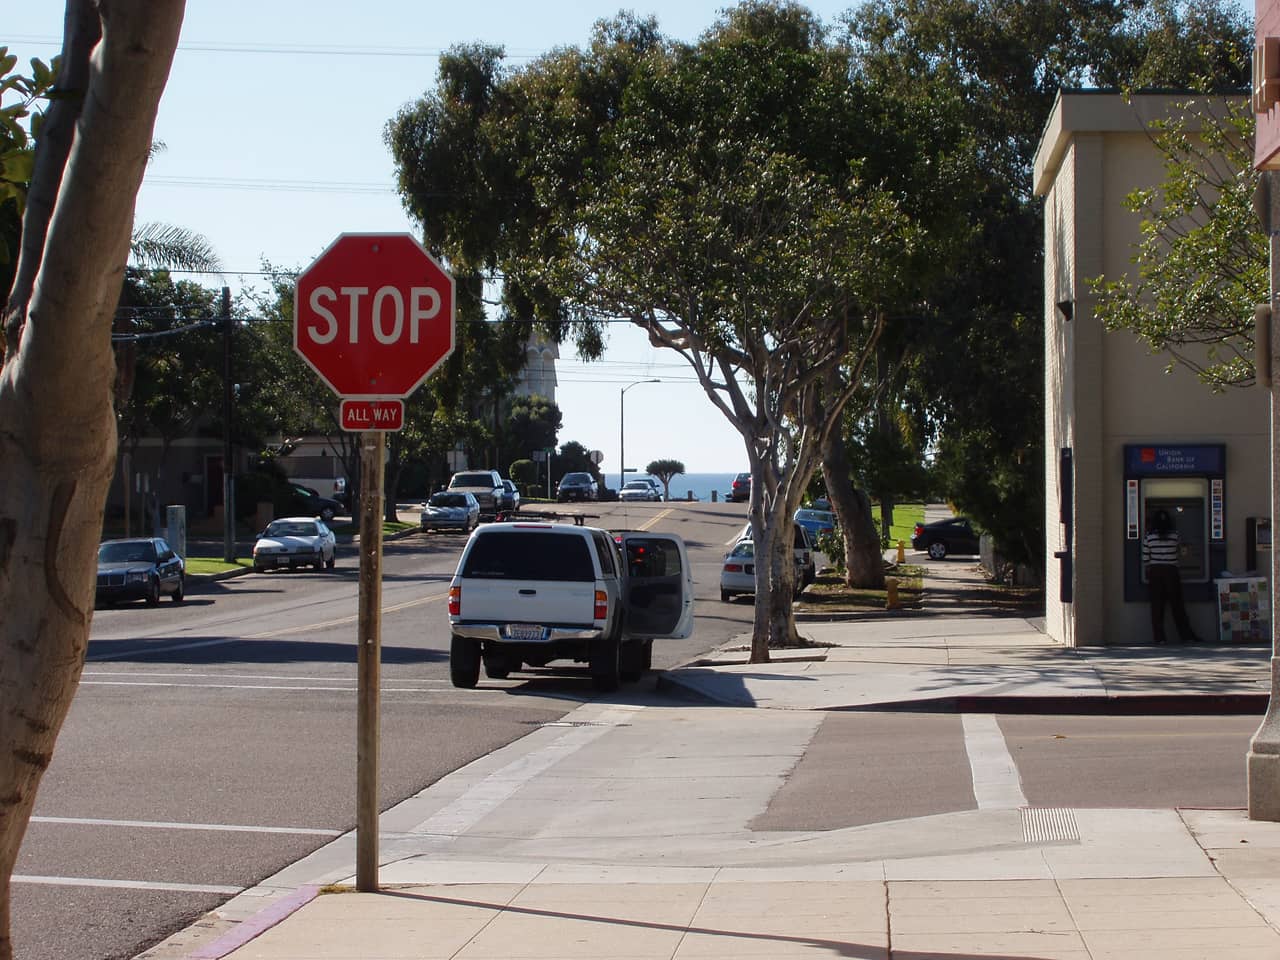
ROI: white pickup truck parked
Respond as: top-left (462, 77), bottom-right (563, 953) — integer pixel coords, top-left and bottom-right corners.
top-left (447, 521), bottom-right (695, 690)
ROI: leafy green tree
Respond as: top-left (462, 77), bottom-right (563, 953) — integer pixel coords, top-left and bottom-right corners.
top-left (1090, 97), bottom-right (1262, 390)
top-left (844, 0), bottom-right (1249, 568)
top-left (389, 4), bottom-right (920, 659)
top-left (509, 458), bottom-right (538, 495)
top-left (0, 47), bottom-right (59, 307)
top-left (501, 394), bottom-right (561, 472)
top-left (555, 440), bottom-right (601, 484)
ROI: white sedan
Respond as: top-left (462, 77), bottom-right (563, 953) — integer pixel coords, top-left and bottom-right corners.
top-left (619, 479), bottom-right (661, 502)
top-left (719, 539), bottom-right (756, 602)
top-left (253, 517), bottom-right (337, 572)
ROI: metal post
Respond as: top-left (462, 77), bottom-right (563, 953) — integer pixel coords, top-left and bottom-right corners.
top-left (620, 379), bottom-right (660, 491)
top-left (1249, 169), bottom-right (1280, 821)
top-left (356, 430), bottom-right (385, 887)
top-left (221, 287), bottom-right (235, 562)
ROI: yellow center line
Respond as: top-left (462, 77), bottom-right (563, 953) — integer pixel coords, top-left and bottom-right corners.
top-left (246, 592), bottom-right (447, 639)
top-left (637, 508), bottom-right (673, 531)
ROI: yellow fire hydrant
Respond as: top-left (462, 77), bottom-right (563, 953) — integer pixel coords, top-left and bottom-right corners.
top-left (885, 577), bottom-right (900, 610)
top-left (896, 539), bottom-right (906, 563)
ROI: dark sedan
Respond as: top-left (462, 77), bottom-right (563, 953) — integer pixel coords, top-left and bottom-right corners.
top-left (96, 538), bottom-right (185, 606)
top-left (288, 482), bottom-right (344, 522)
top-left (911, 517), bottom-right (981, 559)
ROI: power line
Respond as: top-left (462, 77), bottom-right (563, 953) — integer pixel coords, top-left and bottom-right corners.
top-left (7, 35), bottom-right (544, 61)
top-left (145, 175), bottom-right (395, 195)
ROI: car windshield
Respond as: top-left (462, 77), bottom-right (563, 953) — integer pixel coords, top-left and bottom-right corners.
top-left (264, 521), bottom-right (318, 538)
top-left (562, 473), bottom-right (590, 484)
top-left (429, 493), bottom-right (467, 507)
top-left (623, 481), bottom-right (648, 490)
top-left (451, 473), bottom-right (494, 487)
top-left (98, 541), bottom-right (157, 563)
top-left (728, 541), bottom-right (754, 559)
top-left (797, 510), bottom-right (834, 524)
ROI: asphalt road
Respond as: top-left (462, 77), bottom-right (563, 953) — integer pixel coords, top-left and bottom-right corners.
top-left (13, 500), bottom-right (754, 960)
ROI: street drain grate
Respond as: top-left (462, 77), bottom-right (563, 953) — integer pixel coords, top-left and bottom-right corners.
top-left (1021, 807), bottom-right (1080, 843)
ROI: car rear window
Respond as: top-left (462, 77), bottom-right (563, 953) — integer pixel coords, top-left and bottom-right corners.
top-left (462, 531), bottom-right (596, 582)
top-left (430, 493), bottom-right (467, 507)
top-left (451, 472), bottom-right (495, 487)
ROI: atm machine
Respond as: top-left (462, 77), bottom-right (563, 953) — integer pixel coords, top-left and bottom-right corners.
top-left (1122, 443), bottom-right (1225, 603)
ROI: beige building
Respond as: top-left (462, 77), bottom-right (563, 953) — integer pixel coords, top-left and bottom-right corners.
top-left (1034, 91), bottom-right (1270, 647)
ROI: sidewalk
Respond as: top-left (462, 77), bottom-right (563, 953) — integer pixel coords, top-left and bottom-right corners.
top-left (141, 563), bottom-right (1280, 960)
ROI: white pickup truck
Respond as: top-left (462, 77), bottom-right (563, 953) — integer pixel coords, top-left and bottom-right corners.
top-left (447, 521), bottom-right (695, 690)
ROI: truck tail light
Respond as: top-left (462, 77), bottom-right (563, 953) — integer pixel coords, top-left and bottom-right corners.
top-left (448, 585), bottom-right (461, 616)
top-left (913, 523), bottom-right (924, 538)
top-left (594, 590), bottom-right (608, 620)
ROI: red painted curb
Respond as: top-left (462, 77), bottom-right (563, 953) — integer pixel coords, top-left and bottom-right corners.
top-left (187, 885), bottom-right (321, 959)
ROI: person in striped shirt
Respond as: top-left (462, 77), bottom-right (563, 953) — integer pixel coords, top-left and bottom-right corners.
top-left (1142, 510), bottom-right (1200, 645)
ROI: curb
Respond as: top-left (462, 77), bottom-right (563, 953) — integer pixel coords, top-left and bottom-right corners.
top-left (187, 885), bottom-right (321, 960)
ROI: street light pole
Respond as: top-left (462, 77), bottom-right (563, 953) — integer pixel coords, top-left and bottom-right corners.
top-left (620, 379), bottom-right (661, 491)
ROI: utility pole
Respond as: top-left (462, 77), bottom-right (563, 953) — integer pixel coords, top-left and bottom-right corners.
top-left (221, 287), bottom-right (236, 562)
top-left (1249, 170), bottom-right (1280, 821)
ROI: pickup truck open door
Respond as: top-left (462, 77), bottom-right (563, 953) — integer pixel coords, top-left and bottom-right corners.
top-left (618, 533), bottom-right (695, 639)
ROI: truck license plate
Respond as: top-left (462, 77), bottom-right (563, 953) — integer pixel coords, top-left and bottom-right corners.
top-left (509, 624), bottom-right (542, 641)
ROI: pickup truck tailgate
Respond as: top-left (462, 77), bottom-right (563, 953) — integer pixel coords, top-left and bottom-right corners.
top-left (457, 578), bottom-right (597, 625)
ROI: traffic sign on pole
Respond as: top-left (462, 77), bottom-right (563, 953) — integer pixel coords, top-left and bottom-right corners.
top-left (294, 234), bottom-right (455, 893)
top-left (294, 233), bottom-right (455, 399)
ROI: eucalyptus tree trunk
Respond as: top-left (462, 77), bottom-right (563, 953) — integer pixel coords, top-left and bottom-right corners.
top-left (0, 6), bottom-right (184, 957)
top-left (820, 415), bottom-right (885, 589)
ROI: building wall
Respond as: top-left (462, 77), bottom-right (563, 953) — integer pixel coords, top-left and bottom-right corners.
top-left (1036, 92), bottom-right (1269, 647)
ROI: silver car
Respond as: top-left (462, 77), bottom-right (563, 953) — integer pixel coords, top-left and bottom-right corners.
top-left (420, 491), bottom-right (481, 533)
top-left (253, 517), bottom-right (337, 572)
top-left (719, 539), bottom-right (756, 602)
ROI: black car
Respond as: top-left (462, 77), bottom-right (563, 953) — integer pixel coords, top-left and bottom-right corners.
top-left (556, 472), bottom-right (598, 502)
top-left (729, 472), bottom-right (751, 502)
top-left (288, 482), bottom-right (344, 522)
top-left (911, 517), bottom-right (981, 560)
top-left (96, 537), bottom-right (185, 606)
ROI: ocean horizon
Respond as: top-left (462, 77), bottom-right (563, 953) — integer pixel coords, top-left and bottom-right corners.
top-left (650, 471), bottom-right (739, 503)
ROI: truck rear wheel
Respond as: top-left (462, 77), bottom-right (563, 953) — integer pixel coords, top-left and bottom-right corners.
top-left (484, 650), bottom-right (515, 680)
top-left (620, 640), bottom-right (645, 683)
top-left (450, 635), bottom-right (481, 688)
top-left (590, 633), bottom-right (621, 692)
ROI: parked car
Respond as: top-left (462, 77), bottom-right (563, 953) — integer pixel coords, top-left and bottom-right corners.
top-left (729, 472), bottom-right (751, 502)
top-left (253, 517), bottom-right (337, 572)
top-left (619, 479), bottom-right (661, 502)
top-left (498, 479), bottom-right (521, 514)
top-left (733, 520), bottom-right (815, 588)
top-left (911, 517), bottom-right (981, 559)
top-left (288, 482), bottom-right (344, 523)
top-left (96, 537), bottom-right (185, 606)
top-left (420, 491), bottom-right (481, 533)
top-left (638, 476), bottom-right (664, 499)
top-left (719, 539), bottom-right (757, 602)
top-left (447, 469), bottom-right (505, 519)
top-left (556, 471), bottom-right (598, 502)
top-left (794, 507), bottom-right (835, 540)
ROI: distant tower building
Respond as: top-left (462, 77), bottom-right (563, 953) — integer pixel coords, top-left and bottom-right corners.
top-left (515, 330), bottom-right (558, 405)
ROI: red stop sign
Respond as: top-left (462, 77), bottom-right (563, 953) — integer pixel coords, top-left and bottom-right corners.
top-left (294, 233), bottom-right (455, 398)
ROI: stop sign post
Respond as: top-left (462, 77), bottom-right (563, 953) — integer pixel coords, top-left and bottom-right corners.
top-left (294, 234), bottom-right (455, 892)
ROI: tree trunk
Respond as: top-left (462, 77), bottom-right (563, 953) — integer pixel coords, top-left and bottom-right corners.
top-left (0, 7), bottom-right (185, 958)
top-left (820, 429), bottom-right (885, 589)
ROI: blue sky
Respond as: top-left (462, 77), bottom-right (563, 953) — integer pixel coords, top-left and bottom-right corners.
top-left (10, 2), bottom-right (851, 474)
